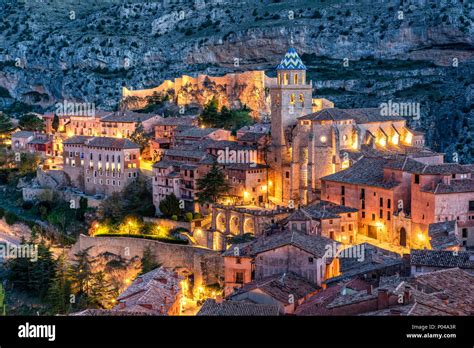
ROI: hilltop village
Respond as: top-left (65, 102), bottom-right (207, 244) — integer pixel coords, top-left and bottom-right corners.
top-left (1, 48), bottom-right (473, 316)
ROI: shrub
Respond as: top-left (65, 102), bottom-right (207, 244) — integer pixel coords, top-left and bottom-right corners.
top-left (193, 212), bottom-right (202, 219)
top-left (5, 211), bottom-right (19, 225)
top-left (185, 212), bottom-right (193, 222)
top-left (171, 215), bottom-right (178, 221)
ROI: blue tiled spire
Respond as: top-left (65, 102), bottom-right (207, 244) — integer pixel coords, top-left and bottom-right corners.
top-left (276, 47), bottom-right (306, 70)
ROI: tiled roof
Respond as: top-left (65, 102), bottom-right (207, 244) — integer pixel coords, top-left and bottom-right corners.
top-left (422, 179), bottom-right (474, 194)
top-left (410, 249), bottom-right (474, 269)
top-left (11, 130), bottom-right (35, 138)
top-left (299, 108), bottom-right (405, 123)
top-left (86, 137), bottom-right (140, 149)
top-left (156, 116), bottom-right (196, 126)
top-left (223, 231), bottom-right (334, 259)
top-left (428, 221), bottom-right (460, 250)
top-left (294, 278), bottom-right (371, 315)
top-left (197, 299), bottom-right (280, 316)
top-left (164, 148), bottom-right (207, 159)
top-left (28, 137), bottom-right (52, 144)
top-left (63, 136), bottom-right (92, 145)
top-left (322, 157), bottom-right (401, 189)
top-left (237, 132), bottom-right (266, 143)
top-left (69, 309), bottom-right (153, 316)
top-left (114, 267), bottom-right (183, 315)
top-left (383, 156), bottom-right (427, 173)
top-left (101, 111), bottom-right (159, 123)
top-left (232, 272), bottom-right (319, 304)
top-left (176, 127), bottom-right (220, 138)
top-left (276, 47), bottom-right (306, 70)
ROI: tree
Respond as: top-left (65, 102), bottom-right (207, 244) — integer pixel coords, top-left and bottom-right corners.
top-left (18, 152), bottom-right (41, 176)
top-left (198, 98), bottom-right (252, 131)
top-left (198, 97), bottom-right (220, 127)
top-left (196, 161), bottom-right (230, 204)
top-left (47, 252), bottom-right (73, 314)
top-left (140, 246), bottom-right (159, 275)
top-left (52, 114), bottom-right (60, 133)
top-left (0, 113), bottom-right (14, 136)
top-left (18, 113), bottom-right (44, 131)
top-left (158, 193), bottom-right (181, 217)
top-left (129, 123), bottom-right (150, 154)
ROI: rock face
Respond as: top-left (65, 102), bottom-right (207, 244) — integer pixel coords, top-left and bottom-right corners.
top-left (122, 70), bottom-right (273, 118)
top-left (0, 0), bottom-right (473, 160)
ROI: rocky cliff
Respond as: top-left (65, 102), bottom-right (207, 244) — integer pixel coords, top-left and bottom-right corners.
top-left (0, 0), bottom-right (473, 160)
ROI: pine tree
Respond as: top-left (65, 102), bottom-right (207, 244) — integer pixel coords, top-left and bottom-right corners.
top-left (88, 271), bottom-right (117, 309)
top-left (52, 114), bottom-right (60, 132)
top-left (158, 192), bottom-right (181, 217)
top-left (196, 161), bottom-right (230, 204)
top-left (129, 122), bottom-right (150, 153)
top-left (47, 252), bottom-right (73, 314)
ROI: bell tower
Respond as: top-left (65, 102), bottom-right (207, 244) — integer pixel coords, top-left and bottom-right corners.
top-left (270, 48), bottom-right (313, 204)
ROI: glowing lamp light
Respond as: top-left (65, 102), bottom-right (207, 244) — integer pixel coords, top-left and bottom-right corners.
top-left (261, 185), bottom-right (268, 192)
top-left (243, 191), bottom-right (250, 199)
top-left (268, 180), bottom-right (273, 187)
top-left (417, 233), bottom-right (425, 242)
top-left (391, 134), bottom-right (399, 145)
top-left (320, 136), bottom-right (327, 143)
top-left (405, 132), bottom-right (413, 145)
top-left (379, 137), bottom-right (386, 147)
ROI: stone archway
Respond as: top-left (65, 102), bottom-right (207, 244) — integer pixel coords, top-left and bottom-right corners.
top-left (216, 212), bottom-right (226, 233)
top-left (243, 217), bottom-right (255, 235)
top-left (399, 227), bottom-right (407, 247)
top-left (229, 215), bottom-right (240, 235)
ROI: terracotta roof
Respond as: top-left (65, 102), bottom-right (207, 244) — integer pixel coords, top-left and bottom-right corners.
top-left (176, 127), bottom-right (220, 138)
top-left (63, 136), bottom-right (92, 145)
top-left (299, 108), bottom-right (405, 123)
top-left (223, 231), bottom-right (334, 259)
top-left (428, 221), bottom-right (460, 250)
top-left (422, 179), bottom-right (474, 194)
top-left (231, 272), bottom-right (319, 304)
top-left (101, 111), bottom-right (159, 123)
top-left (114, 267), bottom-right (183, 315)
top-left (410, 249), bottom-right (474, 269)
top-left (197, 299), bottom-right (280, 316)
top-left (155, 116), bottom-right (196, 126)
top-left (85, 137), bottom-right (140, 149)
top-left (322, 157), bottom-right (401, 189)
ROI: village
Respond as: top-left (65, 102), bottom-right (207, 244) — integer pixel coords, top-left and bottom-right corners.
top-left (0, 48), bottom-right (473, 317)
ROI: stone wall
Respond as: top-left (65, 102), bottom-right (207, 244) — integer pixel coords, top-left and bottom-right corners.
top-left (70, 234), bottom-right (224, 288)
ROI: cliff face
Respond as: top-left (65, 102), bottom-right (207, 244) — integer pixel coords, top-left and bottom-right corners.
top-left (121, 71), bottom-right (272, 118)
top-left (0, 0), bottom-right (473, 160)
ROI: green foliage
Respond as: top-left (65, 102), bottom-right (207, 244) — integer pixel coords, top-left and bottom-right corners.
top-left (227, 232), bottom-right (255, 244)
top-left (47, 253), bottom-right (73, 314)
top-left (140, 246), bottom-right (159, 275)
top-left (128, 122), bottom-right (150, 153)
top-left (18, 113), bottom-right (45, 131)
top-left (185, 212), bottom-right (193, 222)
top-left (159, 193), bottom-right (181, 217)
top-left (99, 177), bottom-right (155, 223)
top-left (4, 211), bottom-right (18, 225)
top-left (6, 237), bottom-right (56, 300)
top-left (193, 212), bottom-right (202, 219)
top-left (196, 161), bottom-right (230, 204)
top-left (171, 215), bottom-right (178, 221)
top-left (0, 113), bottom-right (14, 136)
top-left (52, 114), bottom-right (60, 132)
top-left (198, 97), bottom-right (253, 131)
top-left (18, 152), bottom-right (41, 176)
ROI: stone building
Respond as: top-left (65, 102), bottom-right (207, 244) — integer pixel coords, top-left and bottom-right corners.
top-left (63, 136), bottom-right (141, 196)
top-left (222, 230), bottom-right (339, 296)
top-left (99, 111), bottom-right (161, 138)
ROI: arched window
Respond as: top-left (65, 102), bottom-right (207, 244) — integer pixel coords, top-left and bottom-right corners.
top-left (290, 94), bottom-right (295, 104)
top-left (294, 74), bottom-right (299, 85)
top-left (284, 73), bottom-right (289, 85)
top-left (299, 94), bottom-right (304, 107)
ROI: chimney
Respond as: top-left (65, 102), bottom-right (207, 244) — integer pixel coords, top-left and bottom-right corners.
top-left (404, 286), bottom-right (411, 304)
top-left (118, 300), bottom-right (126, 309)
top-left (377, 288), bottom-right (389, 310)
top-left (440, 293), bottom-right (449, 305)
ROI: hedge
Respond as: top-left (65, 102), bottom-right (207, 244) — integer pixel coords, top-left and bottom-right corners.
top-left (94, 233), bottom-right (188, 245)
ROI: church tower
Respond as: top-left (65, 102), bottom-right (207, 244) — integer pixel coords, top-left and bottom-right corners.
top-left (270, 48), bottom-right (313, 204)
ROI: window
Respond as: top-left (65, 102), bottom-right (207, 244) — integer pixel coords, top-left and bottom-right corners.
top-left (462, 228), bottom-right (467, 238)
top-left (341, 226), bottom-right (345, 232)
top-left (414, 174), bottom-right (420, 184)
top-left (341, 186), bottom-right (345, 195)
top-left (360, 189), bottom-right (365, 199)
top-left (348, 224), bottom-right (353, 231)
top-left (301, 223), bottom-right (307, 233)
top-left (387, 199), bottom-right (391, 209)
top-left (341, 197), bottom-right (345, 205)
top-left (387, 211), bottom-right (391, 221)
top-left (362, 211), bottom-right (366, 218)
top-left (329, 220), bottom-right (333, 225)
top-left (372, 214), bottom-right (375, 221)
top-left (290, 94), bottom-right (295, 104)
top-left (379, 210), bottom-right (383, 219)
top-left (469, 201), bottom-right (474, 211)
top-left (415, 266), bottom-right (421, 272)
top-left (308, 257), bottom-right (314, 264)
top-left (285, 171), bottom-right (290, 179)
top-left (373, 192), bottom-right (376, 196)
top-left (236, 258), bottom-right (242, 264)
top-left (361, 200), bottom-right (365, 209)
top-left (292, 223), bottom-right (297, 232)
top-left (235, 272), bottom-right (244, 284)
top-left (380, 197), bottom-right (383, 207)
